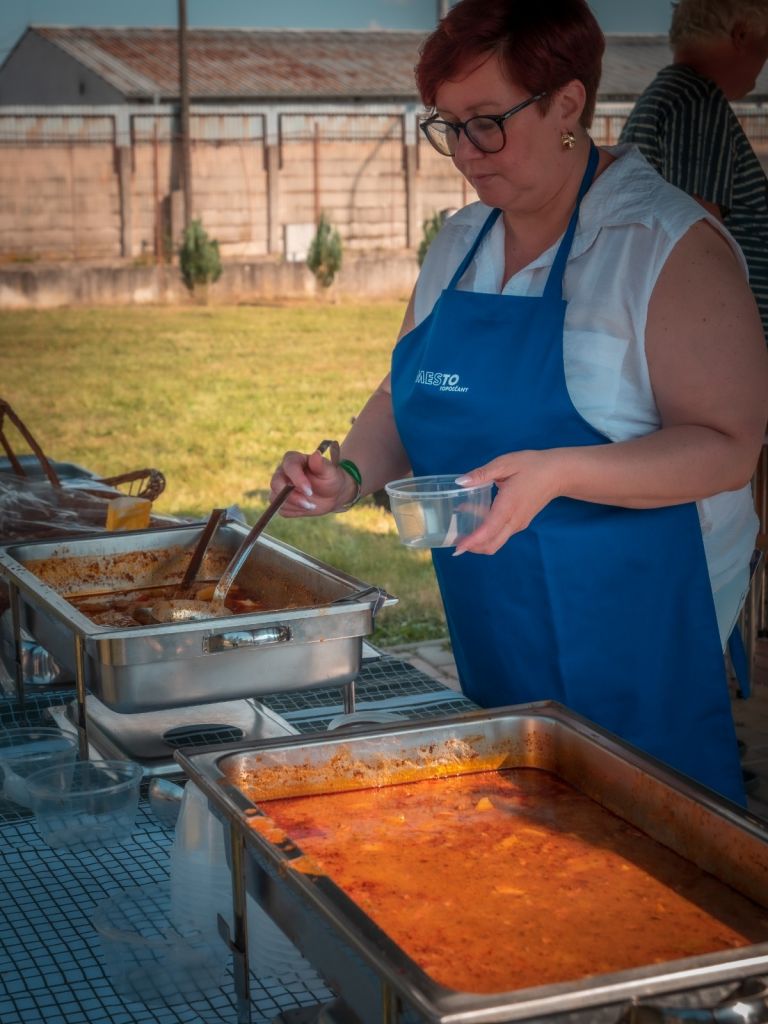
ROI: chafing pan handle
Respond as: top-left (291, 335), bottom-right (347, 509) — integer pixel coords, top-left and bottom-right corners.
top-left (622, 978), bottom-right (768, 1022)
top-left (204, 625), bottom-right (291, 653)
top-left (331, 585), bottom-right (387, 624)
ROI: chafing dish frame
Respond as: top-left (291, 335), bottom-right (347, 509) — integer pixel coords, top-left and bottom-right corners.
top-left (0, 523), bottom-right (395, 758)
top-left (177, 702), bottom-right (768, 1024)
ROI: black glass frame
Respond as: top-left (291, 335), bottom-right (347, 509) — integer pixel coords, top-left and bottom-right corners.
top-left (420, 92), bottom-right (548, 155)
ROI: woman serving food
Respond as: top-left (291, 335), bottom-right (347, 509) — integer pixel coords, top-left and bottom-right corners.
top-left (271, 0), bottom-right (768, 804)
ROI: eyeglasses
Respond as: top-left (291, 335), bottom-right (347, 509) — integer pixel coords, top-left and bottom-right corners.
top-left (419, 93), bottom-right (547, 156)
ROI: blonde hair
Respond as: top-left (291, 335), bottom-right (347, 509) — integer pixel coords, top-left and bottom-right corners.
top-left (670, 0), bottom-right (768, 46)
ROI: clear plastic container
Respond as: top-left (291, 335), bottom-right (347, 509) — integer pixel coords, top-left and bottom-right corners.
top-left (24, 758), bottom-right (141, 851)
top-left (0, 726), bottom-right (78, 809)
top-left (170, 781), bottom-right (307, 982)
top-left (91, 881), bottom-right (228, 1005)
top-left (385, 475), bottom-right (493, 548)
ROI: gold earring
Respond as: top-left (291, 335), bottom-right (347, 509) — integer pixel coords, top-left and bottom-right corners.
top-left (560, 130), bottom-right (576, 150)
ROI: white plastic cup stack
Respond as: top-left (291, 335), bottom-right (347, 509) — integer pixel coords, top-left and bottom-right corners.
top-left (169, 781), bottom-right (307, 981)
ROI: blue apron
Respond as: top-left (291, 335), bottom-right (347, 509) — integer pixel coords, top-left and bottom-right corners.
top-left (391, 144), bottom-right (745, 805)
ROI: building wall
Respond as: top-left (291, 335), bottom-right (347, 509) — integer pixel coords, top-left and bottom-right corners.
top-left (0, 34), bottom-right (126, 106)
top-left (1, 101), bottom-right (767, 277)
top-left (193, 139), bottom-right (269, 256)
top-left (0, 102), bottom-right (474, 267)
top-left (0, 141), bottom-right (121, 260)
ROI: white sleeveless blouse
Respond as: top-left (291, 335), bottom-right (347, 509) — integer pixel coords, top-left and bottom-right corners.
top-left (414, 144), bottom-right (758, 616)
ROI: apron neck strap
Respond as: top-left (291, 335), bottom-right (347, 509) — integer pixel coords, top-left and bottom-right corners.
top-left (447, 207), bottom-right (502, 291)
top-left (446, 140), bottom-right (600, 297)
top-left (543, 140), bottom-right (600, 300)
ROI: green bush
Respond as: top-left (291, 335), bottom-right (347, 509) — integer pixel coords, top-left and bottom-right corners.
top-left (307, 213), bottom-right (343, 288)
top-left (179, 219), bottom-right (222, 291)
top-left (417, 210), bottom-right (449, 267)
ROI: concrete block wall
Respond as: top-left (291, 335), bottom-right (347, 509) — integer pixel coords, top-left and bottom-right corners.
top-left (417, 146), bottom-right (473, 222)
top-left (190, 140), bottom-right (268, 253)
top-left (130, 142), bottom-right (172, 257)
top-left (0, 143), bottom-right (121, 260)
top-left (281, 137), bottom-right (411, 251)
top-left (0, 114), bottom-right (478, 268)
top-left (6, 100), bottom-right (766, 307)
top-left (0, 250), bottom-right (419, 307)
top-left (15, 102), bottom-right (757, 287)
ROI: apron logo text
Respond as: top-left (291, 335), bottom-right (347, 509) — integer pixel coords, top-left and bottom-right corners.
top-left (415, 370), bottom-right (469, 393)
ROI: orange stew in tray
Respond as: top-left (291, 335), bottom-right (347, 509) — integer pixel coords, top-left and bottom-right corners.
top-left (248, 768), bottom-right (768, 994)
top-left (70, 583), bottom-right (271, 627)
top-left (23, 545), bottom-right (323, 628)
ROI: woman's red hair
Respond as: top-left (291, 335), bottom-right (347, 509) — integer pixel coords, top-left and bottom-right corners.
top-left (416, 0), bottom-right (605, 127)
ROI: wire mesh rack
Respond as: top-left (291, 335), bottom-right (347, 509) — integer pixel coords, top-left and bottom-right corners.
top-left (0, 654), bottom-right (475, 1023)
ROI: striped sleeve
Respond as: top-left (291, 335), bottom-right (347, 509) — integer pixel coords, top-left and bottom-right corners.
top-left (620, 68), bottom-right (734, 213)
top-left (662, 84), bottom-right (733, 213)
top-left (621, 66), bottom-right (768, 338)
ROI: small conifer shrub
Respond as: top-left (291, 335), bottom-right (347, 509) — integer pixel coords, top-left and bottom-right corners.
top-left (307, 213), bottom-right (343, 288)
top-left (179, 219), bottom-right (222, 292)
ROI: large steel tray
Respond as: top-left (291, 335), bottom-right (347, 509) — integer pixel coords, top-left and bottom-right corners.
top-left (178, 703), bottom-right (768, 1024)
top-left (0, 523), bottom-right (395, 713)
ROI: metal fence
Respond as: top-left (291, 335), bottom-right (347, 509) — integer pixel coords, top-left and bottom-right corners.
top-left (1, 100), bottom-right (767, 263)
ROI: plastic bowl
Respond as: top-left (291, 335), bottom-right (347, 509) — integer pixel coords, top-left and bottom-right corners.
top-left (92, 881), bottom-right (228, 1005)
top-left (384, 475), bottom-right (493, 548)
top-left (25, 758), bottom-right (142, 851)
top-left (0, 726), bottom-right (78, 809)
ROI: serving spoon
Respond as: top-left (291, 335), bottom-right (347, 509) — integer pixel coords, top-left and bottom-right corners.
top-left (179, 507), bottom-right (227, 592)
top-left (209, 438), bottom-right (337, 606)
top-left (133, 440), bottom-right (337, 624)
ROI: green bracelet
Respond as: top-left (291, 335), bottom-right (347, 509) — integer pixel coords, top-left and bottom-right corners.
top-left (337, 458), bottom-right (363, 511)
top-left (339, 459), bottom-right (362, 487)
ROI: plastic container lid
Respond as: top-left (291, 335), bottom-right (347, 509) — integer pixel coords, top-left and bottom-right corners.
top-left (92, 881), bottom-right (228, 1005)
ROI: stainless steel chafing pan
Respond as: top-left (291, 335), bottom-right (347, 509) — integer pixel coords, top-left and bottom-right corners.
top-left (0, 523), bottom-right (396, 713)
top-left (177, 702), bottom-right (768, 1024)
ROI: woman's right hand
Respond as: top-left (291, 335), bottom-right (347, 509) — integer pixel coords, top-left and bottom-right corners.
top-left (269, 446), bottom-right (356, 517)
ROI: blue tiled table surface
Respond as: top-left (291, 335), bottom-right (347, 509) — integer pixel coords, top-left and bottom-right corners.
top-left (0, 656), bottom-right (476, 1024)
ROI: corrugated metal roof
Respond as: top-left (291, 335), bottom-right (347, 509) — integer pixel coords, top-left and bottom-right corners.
top-left (601, 35), bottom-right (674, 99)
top-left (23, 26), bottom-right (768, 102)
top-left (31, 27), bottom-right (426, 101)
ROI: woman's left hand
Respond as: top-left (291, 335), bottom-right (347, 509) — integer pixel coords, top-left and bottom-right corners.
top-left (453, 450), bottom-right (561, 556)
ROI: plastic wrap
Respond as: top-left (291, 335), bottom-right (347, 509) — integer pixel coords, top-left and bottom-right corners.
top-left (0, 469), bottom-right (182, 687)
top-left (0, 474), bottom-right (141, 542)
top-left (0, 442), bottom-right (177, 689)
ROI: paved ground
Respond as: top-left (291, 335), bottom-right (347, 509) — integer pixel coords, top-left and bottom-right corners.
top-left (385, 635), bottom-right (768, 819)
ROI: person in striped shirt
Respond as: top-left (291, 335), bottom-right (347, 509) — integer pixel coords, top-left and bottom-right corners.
top-left (620, 0), bottom-right (768, 340)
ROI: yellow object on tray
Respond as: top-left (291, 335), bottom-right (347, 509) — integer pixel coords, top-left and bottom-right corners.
top-left (105, 496), bottom-right (152, 531)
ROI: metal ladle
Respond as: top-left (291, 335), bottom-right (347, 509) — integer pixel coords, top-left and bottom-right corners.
top-left (133, 440), bottom-right (338, 624)
top-left (128, 508), bottom-right (228, 624)
top-left (209, 438), bottom-right (337, 606)
top-left (178, 507), bottom-right (227, 592)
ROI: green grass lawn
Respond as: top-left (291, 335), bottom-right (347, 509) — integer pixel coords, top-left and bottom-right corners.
top-left (0, 302), bottom-right (447, 645)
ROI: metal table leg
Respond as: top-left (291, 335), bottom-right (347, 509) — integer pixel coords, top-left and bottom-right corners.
top-left (219, 820), bottom-right (251, 1024)
top-left (342, 679), bottom-right (356, 715)
top-left (73, 633), bottom-right (90, 760)
top-left (8, 581), bottom-right (26, 713)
